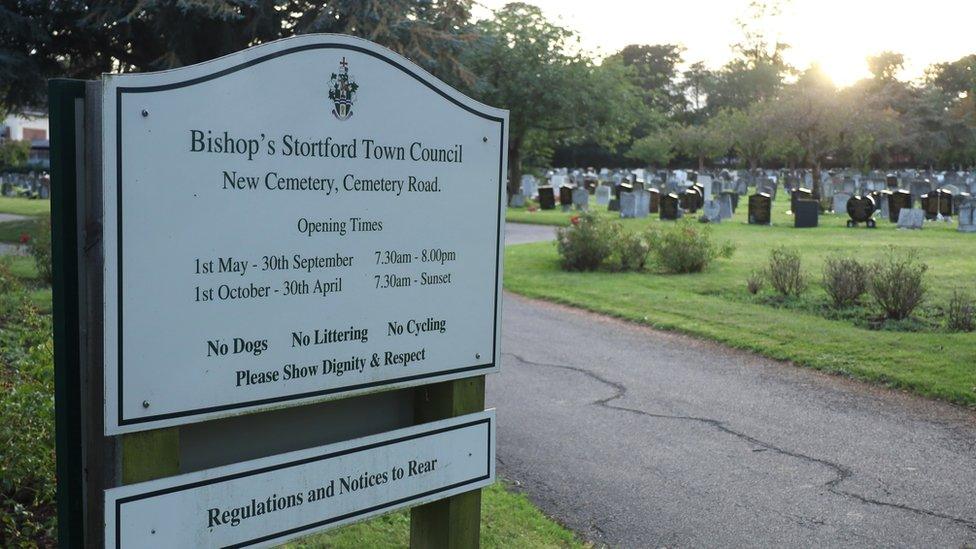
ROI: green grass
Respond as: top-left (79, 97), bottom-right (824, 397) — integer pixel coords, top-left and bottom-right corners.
top-left (289, 480), bottom-right (586, 548)
top-left (504, 193), bottom-right (976, 407)
top-left (0, 196), bottom-right (50, 216)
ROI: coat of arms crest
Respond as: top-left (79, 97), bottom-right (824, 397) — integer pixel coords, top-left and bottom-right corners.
top-left (329, 57), bottom-right (358, 120)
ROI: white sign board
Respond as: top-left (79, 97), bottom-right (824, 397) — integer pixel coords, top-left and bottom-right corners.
top-left (101, 35), bottom-right (508, 434)
top-left (105, 410), bottom-right (495, 547)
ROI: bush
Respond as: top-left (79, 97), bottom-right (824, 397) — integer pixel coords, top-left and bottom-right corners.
top-left (822, 255), bottom-right (869, 307)
top-left (29, 215), bottom-right (52, 284)
top-left (746, 269), bottom-right (764, 295)
top-left (767, 247), bottom-right (806, 297)
top-left (869, 248), bottom-right (927, 321)
top-left (611, 229), bottom-right (651, 272)
top-left (0, 283), bottom-right (56, 546)
top-left (555, 213), bottom-right (616, 271)
top-left (647, 221), bottom-right (734, 274)
top-left (947, 290), bottom-right (975, 332)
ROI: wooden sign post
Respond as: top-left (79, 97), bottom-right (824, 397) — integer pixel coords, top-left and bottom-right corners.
top-left (51, 34), bottom-right (507, 548)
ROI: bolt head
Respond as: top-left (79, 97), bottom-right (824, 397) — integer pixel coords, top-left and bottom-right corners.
top-left (482, 136), bottom-right (488, 143)
top-left (475, 353), bottom-right (481, 360)
top-left (141, 109), bottom-right (149, 117)
top-left (142, 400), bottom-right (150, 408)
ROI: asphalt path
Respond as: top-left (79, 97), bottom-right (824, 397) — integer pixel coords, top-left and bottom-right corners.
top-left (492, 224), bottom-right (976, 547)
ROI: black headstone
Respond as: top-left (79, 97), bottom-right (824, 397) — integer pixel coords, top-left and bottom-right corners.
top-left (615, 182), bottom-right (633, 200)
top-left (748, 193), bottom-right (771, 225)
top-left (791, 187), bottom-right (813, 213)
top-left (648, 188), bottom-right (660, 213)
top-left (660, 192), bottom-right (681, 220)
top-left (559, 185), bottom-right (573, 206)
top-left (846, 195), bottom-right (876, 227)
top-left (681, 188), bottom-right (701, 213)
top-left (794, 199), bottom-right (819, 228)
top-left (537, 186), bottom-right (555, 210)
top-left (889, 189), bottom-right (911, 222)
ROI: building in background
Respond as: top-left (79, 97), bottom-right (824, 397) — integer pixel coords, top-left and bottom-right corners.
top-left (2, 110), bottom-right (50, 169)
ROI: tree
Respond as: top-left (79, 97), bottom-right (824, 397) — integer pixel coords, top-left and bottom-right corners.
top-left (606, 44), bottom-right (687, 115)
top-left (463, 3), bottom-right (641, 200)
top-left (0, 0), bottom-right (475, 111)
top-left (625, 131), bottom-right (674, 168)
top-left (0, 139), bottom-right (30, 170)
top-left (767, 65), bottom-right (845, 197)
top-left (867, 51), bottom-right (905, 82)
top-left (716, 104), bottom-right (774, 172)
top-left (672, 118), bottom-right (730, 172)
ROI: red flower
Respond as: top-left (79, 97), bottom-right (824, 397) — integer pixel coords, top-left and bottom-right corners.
top-left (19, 233), bottom-right (30, 245)
top-left (570, 215), bottom-right (581, 226)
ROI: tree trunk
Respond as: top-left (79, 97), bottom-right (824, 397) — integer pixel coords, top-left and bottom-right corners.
top-left (507, 140), bottom-right (522, 205)
top-left (812, 160), bottom-right (822, 201)
top-left (698, 154), bottom-right (705, 174)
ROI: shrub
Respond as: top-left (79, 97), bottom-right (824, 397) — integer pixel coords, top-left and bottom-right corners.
top-left (29, 216), bottom-right (52, 284)
top-left (869, 248), bottom-right (927, 321)
top-left (611, 229), bottom-right (651, 272)
top-left (947, 290), bottom-right (975, 332)
top-left (555, 212), bottom-right (615, 271)
top-left (767, 247), bottom-right (806, 297)
top-left (647, 221), bottom-right (734, 274)
top-left (821, 255), bottom-right (869, 307)
top-left (746, 269), bottom-right (764, 295)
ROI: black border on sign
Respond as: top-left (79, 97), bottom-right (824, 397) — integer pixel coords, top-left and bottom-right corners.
top-left (113, 416), bottom-right (492, 548)
top-left (114, 42), bottom-right (505, 426)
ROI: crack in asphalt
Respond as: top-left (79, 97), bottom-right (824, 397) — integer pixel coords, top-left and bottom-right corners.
top-left (502, 351), bottom-right (976, 532)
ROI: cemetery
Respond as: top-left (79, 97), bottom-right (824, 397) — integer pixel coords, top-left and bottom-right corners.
top-left (2, 0), bottom-right (975, 547)
top-left (507, 168), bottom-right (976, 406)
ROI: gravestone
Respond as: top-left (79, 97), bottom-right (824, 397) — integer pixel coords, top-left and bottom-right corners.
top-left (648, 188), bottom-right (661, 214)
top-left (608, 199), bottom-right (620, 212)
top-left (572, 186), bottom-right (589, 211)
top-left (615, 181), bottom-right (633, 200)
top-left (897, 208), bottom-right (925, 229)
top-left (954, 192), bottom-right (972, 215)
top-left (559, 185), bottom-right (573, 212)
top-left (718, 193), bottom-right (733, 220)
top-left (521, 175), bottom-right (537, 198)
top-left (660, 192), bottom-right (682, 220)
top-left (748, 193), bottom-right (772, 225)
top-left (845, 195), bottom-right (877, 228)
top-left (510, 193), bottom-right (525, 207)
top-left (832, 192), bottom-right (851, 214)
top-left (702, 200), bottom-right (722, 223)
top-left (595, 184), bottom-right (611, 206)
top-left (681, 187), bottom-right (701, 213)
top-left (877, 190), bottom-right (891, 221)
top-left (885, 173), bottom-right (898, 188)
top-left (620, 191), bottom-right (647, 219)
top-left (958, 199), bottom-right (976, 233)
top-left (794, 199), bottom-right (819, 228)
top-left (889, 190), bottom-right (912, 223)
top-left (791, 187), bottom-right (813, 213)
top-left (537, 186), bottom-right (556, 210)
top-left (921, 189), bottom-right (953, 220)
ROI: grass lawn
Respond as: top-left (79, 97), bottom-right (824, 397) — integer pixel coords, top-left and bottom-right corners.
top-left (290, 481), bottom-right (585, 548)
top-left (504, 192), bottom-right (976, 407)
top-left (0, 196), bottom-right (50, 216)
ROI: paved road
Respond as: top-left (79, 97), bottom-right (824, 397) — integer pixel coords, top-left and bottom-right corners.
top-left (493, 225), bottom-right (976, 547)
top-left (503, 222), bottom-right (558, 245)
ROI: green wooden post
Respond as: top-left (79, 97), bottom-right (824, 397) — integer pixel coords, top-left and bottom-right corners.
top-left (49, 78), bottom-right (87, 548)
top-left (410, 376), bottom-right (486, 549)
top-left (120, 428), bottom-right (181, 484)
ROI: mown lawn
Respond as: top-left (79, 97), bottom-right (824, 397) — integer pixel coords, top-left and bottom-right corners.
top-left (504, 192), bottom-right (976, 407)
top-left (0, 196), bottom-right (50, 216)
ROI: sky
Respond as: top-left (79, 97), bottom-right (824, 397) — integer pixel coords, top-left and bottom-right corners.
top-left (473, 0), bottom-right (975, 87)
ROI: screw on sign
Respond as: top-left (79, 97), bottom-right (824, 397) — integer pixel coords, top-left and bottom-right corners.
top-left (846, 195), bottom-right (877, 228)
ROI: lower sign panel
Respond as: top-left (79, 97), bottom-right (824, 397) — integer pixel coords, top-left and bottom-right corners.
top-left (105, 411), bottom-right (495, 548)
